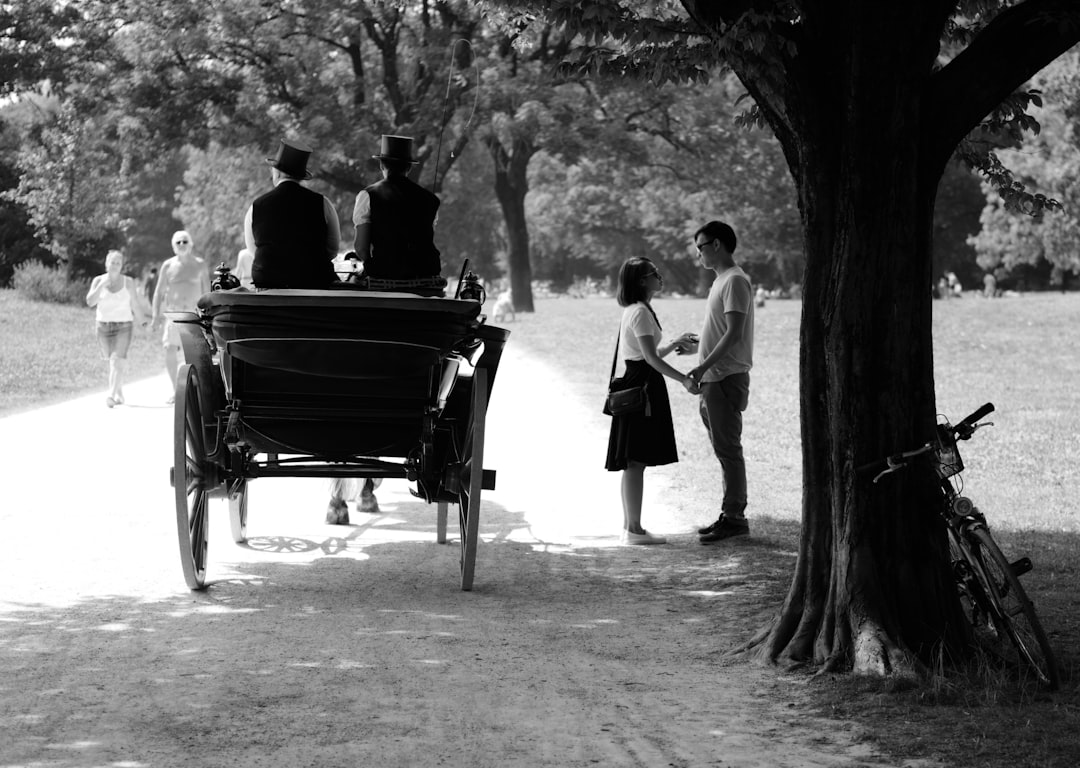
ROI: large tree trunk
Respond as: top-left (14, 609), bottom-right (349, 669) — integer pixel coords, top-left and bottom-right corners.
top-left (676, 0), bottom-right (1080, 680)
top-left (745, 9), bottom-right (967, 675)
top-left (487, 136), bottom-right (536, 312)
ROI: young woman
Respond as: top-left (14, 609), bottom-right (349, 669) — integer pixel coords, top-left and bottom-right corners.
top-left (86, 250), bottom-right (147, 407)
top-left (605, 257), bottom-right (698, 544)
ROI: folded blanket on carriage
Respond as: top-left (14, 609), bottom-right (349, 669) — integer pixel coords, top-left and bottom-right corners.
top-left (339, 274), bottom-right (448, 296)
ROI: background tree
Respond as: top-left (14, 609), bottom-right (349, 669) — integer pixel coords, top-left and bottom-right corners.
top-left (527, 74), bottom-right (802, 296)
top-left (4, 0), bottom-right (487, 276)
top-left (0, 100), bottom-right (55, 285)
top-left (932, 159), bottom-right (988, 291)
top-left (492, 0), bottom-right (1080, 678)
top-left (969, 49), bottom-right (1080, 290)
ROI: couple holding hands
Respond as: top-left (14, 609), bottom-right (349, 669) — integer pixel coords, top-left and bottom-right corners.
top-left (606, 221), bottom-right (755, 546)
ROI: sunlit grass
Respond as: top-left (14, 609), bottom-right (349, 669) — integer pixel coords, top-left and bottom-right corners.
top-left (508, 291), bottom-right (1080, 534)
top-left (0, 289), bottom-right (163, 416)
top-left (508, 290), bottom-right (1080, 768)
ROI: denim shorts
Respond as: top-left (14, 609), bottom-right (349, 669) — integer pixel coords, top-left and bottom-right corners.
top-left (97, 321), bottom-right (133, 359)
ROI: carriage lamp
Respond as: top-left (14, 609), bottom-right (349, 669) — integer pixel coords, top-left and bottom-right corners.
top-left (212, 262), bottom-right (241, 292)
top-left (458, 270), bottom-right (486, 304)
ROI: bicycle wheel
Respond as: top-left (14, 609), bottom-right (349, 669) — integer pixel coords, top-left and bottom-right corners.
top-left (964, 526), bottom-right (1059, 688)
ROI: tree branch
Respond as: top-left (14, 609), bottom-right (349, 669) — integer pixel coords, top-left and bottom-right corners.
top-left (925, 0), bottom-right (1080, 168)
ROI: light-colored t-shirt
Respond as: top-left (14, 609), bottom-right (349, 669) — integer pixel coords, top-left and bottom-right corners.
top-left (699, 266), bottom-right (754, 383)
top-left (616, 302), bottom-right (662, 378)
top-left (96, 280), bottom-right (134, 323)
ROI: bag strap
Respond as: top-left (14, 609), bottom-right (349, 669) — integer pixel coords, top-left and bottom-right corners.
top-left (609, 326), bottom-right (621, 383)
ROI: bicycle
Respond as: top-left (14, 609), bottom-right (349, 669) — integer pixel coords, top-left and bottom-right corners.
top-left (860, 403), bottom-right (1059, 689)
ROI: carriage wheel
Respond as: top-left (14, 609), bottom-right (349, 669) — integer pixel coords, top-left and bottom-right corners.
top-left (229, 480), bottom-right (249, 544)
top-left (174, 364), bottom-right (211, 590)
top-left (458, 367), bottom-right (488, 591)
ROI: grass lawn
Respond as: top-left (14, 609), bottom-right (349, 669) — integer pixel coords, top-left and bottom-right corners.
top-left (508, 290), bottom-right (1080, 768)
top-left (5, 284), bottom-right (1079, 767)
top-left (0, 289), bottom-right (164, 416)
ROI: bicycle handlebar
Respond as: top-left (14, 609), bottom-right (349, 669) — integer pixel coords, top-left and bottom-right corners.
top-left (856, 402), bottom-right (996, 482)
top-left (953, 402), bottom-right (994, 439)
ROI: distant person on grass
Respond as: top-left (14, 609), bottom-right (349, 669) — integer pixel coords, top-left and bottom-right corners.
top-left (683, 221), bottom-right (756, 544)
top-left (604, 257), bottom-right (698, 546)
top-left (151, 230), bottom-right (210, 403)
top-left (86, 250), bottom-right (149, 408)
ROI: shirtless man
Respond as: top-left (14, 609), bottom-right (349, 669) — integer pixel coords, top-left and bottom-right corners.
top-left (151, 230), bottom-right (210, 402)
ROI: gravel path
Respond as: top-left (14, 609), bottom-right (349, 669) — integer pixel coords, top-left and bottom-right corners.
top-left (0, 344), bottom-right (901, 767)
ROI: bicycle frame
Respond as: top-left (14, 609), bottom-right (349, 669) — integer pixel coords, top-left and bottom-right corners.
top-left (862, 404), bottom-right (1059, 689)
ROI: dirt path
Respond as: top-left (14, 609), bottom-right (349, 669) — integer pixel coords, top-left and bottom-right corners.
top-left (0, 345), bottom-right (907, 767)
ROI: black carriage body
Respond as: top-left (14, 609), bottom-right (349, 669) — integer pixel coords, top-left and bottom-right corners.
top-left (168, 288), bottom-right (509, 591)
top-left (201, 291), bottom-right (497, 462)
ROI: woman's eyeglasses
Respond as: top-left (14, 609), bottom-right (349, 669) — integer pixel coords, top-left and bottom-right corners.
top-left (173, 239), bottom-right (190, 246)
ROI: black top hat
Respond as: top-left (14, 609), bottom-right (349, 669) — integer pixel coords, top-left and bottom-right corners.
top-left (266, 139), bottom-right (313, 179)
top-left (372, 135), bottom-right (418, 164)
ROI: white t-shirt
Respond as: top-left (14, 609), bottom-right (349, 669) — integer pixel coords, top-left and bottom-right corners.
top-left (616, 302), bottom-right (661, 377)
top-left (699, 266), bottom-right (754, 383)
top-left (96, 280), bottom-right (134, 323)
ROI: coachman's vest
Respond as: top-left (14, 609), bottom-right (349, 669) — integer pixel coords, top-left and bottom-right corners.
top-left (364, 176), bottom-right (441, 280)
top-left (251, 181), bottom-right (335, 289)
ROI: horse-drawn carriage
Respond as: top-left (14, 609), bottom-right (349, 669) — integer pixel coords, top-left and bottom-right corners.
top-left (168, 276), bottom-right (509, 592)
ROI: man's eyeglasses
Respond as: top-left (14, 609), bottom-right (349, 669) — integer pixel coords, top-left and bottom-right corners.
top-left (695, 239), bottom-right (715, 252)
top-left (173, 239), bottom-right (190, 246)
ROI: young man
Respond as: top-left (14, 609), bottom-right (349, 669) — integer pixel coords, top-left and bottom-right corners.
top-left (151, 230), bottom-right (210, 402)
top-left (351, 135), bottom-right (441, 281)
top-left (243, 138), bottom-right (341, 289)
top-left (686, 221), bottom-right (755, 543)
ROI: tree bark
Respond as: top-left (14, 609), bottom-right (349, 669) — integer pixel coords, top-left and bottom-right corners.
top-left (681, 0), bottom-right (1080, 680)
top-left (735, 5), bottom-right (969, 675)
top-left (487, 135), bottom-right (536, 312)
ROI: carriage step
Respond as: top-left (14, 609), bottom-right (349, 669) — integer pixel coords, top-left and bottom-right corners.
top-left (482, 469), bottom-right (496, 491)
top-left (169, 467), bottom-right (175, 488)
top-left (1011, 557), bottom-right (1033, 577)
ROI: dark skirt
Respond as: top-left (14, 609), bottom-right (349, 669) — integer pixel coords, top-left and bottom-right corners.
top-left (605, 360), bottom-right (678, 471)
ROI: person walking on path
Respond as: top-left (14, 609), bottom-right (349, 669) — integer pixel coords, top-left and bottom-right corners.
top-left (605, 257), bottom-right (698, 545)
top-left (151, 230), bottom-right (210, 402)
top-left (684, 221), bottom-right (756, 543)
top-left (86, 250), bottom-right (148, 408)
top-left (243, 138), bottom-right (341, 289)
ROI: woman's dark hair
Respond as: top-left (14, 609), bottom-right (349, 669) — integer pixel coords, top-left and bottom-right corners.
top-left (616, 258), bottom-right (663, 330)
top-left (617, 257), bottom-right (656, 307)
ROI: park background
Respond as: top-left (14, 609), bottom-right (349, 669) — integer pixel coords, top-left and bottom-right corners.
top-left (2, 3), bottom-right (1080, 767)
top-left (2, 7), bottom-right (1080, 302)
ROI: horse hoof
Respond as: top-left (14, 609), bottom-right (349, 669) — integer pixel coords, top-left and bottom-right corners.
top-left (326, 501), bottom-right (349, 525)
top-left (358, 493), bottom-right (380, 514)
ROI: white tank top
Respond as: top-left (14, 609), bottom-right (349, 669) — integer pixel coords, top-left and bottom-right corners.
top-left (96, 281), bottom-right (134, 322)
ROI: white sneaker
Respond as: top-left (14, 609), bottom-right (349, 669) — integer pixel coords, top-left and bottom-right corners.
top-left (622, 530), bottom-right (667, 545)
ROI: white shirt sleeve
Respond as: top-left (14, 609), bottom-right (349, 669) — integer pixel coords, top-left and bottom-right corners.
top-left (352, 190), bottom-right (372, 228)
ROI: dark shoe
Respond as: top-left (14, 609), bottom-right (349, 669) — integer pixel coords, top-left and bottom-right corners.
top-left (699, 515), bottom-right (749, 543)
top-left (697, 519), bottom-right (721, 535)
top-left (326, 499), bottom-right (349, 525)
